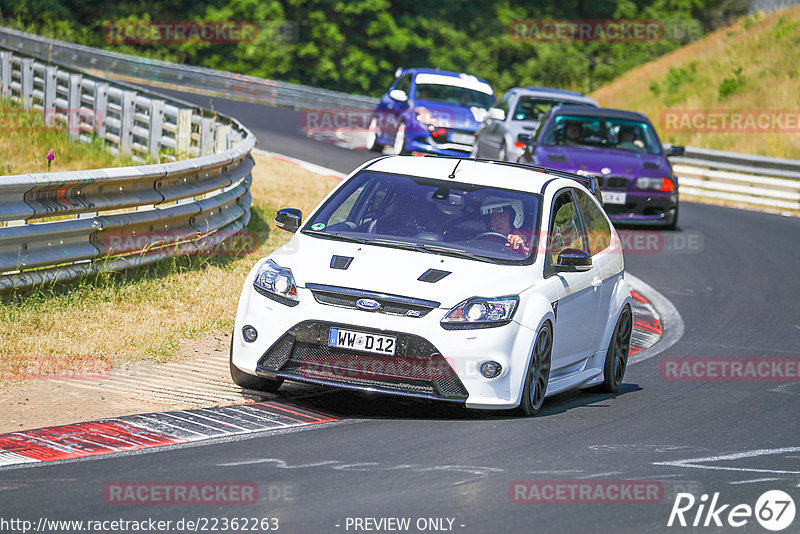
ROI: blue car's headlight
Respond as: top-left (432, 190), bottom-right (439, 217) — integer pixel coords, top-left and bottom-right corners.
top-left (253, 260), bottom-right (299, 306)
top-left (441, 296), bottom-right (518, 329)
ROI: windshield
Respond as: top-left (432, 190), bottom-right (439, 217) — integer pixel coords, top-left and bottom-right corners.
top-left (542, 114), bottom-right (662, 155)
top-left (512, 98), bottom-right (593, 122)
top-left (414, 83), bottom-right (495, 109)
top-left (303, 171), bottom-right (542, 264)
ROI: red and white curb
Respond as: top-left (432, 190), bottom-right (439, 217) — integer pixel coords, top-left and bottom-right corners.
top-left (0, 402), bottom-right (337, 468)
top-left (630, 289), bottom-right (662, 356)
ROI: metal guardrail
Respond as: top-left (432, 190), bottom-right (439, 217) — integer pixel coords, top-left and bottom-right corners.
top-left (0, 26), bottom-right (380, 111)
top-left (672, 147), bottom-right (800, 211)
top-left (0, 48), bottom-right (256, 291)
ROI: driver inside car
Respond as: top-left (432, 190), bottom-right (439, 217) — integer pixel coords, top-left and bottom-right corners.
top-left (480, 198), bottom-right (531, 255)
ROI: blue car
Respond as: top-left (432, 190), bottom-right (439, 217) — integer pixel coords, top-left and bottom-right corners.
top-left (366, 68), bottom-right (495, 156)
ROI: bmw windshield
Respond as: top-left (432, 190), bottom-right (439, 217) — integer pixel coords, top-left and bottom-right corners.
top-left (302, 171), bottom-right (542, 264)
top-left (542, 114), bottom-right (662, 155)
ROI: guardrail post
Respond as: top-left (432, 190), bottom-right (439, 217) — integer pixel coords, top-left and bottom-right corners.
top-left (67, 73), bottom-right (82, 139)
top-left (176, 108), bottom-right (192, 155)
top-left (148, 99), bottom-right (165, 157)
top-left (120, 90), bottom-right (136, 155)
top-left (21, 58), bottom-right (33, 108)
top-left (43, 66), bottom-right (57, 127)
top-left (215, 124), bottom-right (232, 152)
top-left (0, 51), bottom-right (11, 97)
top-left (199, 117), bottom-right (214, 156)
top-left (94, 82), bottom-right (108, 137)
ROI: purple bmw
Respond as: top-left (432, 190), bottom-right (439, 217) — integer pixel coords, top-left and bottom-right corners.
top-left (366, 68), bottom-right (495, 157)
top-left (518, 105), bottom-right (684, 229)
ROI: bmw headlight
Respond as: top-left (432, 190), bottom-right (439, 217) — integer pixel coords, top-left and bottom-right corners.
top-left (441, 296), bottom-right (518, 329)
top-left (636, 177), bottom-right (674, 191)
top-left (253, 260), bottom-right (299, 306)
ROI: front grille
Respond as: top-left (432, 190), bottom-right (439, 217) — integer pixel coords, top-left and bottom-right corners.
top-left (606, 177), bottom-right (630, 189)
top-left (256, 320), bottom-right (468, 401)
top-left (307, 283), bottom-right (439, 318)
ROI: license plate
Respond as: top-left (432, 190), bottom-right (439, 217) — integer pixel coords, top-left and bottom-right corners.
top-left (328, 328), bottom-right (396, 355)
top-left (601, 191), bottom-right (627, 204)
top-left (449, 133), bottom-right (474, 145)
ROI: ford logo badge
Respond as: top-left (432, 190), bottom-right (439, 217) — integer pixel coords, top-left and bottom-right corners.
top-left (356, 298), bottom-right (382, 311)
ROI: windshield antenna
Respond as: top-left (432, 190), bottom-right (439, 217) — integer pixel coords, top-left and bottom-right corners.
top-left (448, 159), bottom-right (462, 179)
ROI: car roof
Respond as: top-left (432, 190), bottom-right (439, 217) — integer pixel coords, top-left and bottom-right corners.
top-left (362, 155), bottom-right (589, 198)
top-left (508, 86), bottom-right (598, 106)
top-left (550, 104), bottom-right (651, 122)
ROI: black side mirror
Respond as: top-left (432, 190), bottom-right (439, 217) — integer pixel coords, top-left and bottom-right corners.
top-left (275, 208), bottom-right (302, 233)
top-left (666, 145), bottom-right (685, 157)
top-left (554, 248), bottom-right (592, 272)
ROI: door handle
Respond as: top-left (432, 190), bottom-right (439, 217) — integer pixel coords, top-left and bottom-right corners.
top-left (591, 278), bottom-right (602, 289)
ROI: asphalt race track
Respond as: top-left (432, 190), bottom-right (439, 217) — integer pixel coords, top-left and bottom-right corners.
top-left (1, 87), bottom-right (799, 533)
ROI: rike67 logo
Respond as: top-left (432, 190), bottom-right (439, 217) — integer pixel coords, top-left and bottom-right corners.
top-left (668, 490), bottom-right (796, 531)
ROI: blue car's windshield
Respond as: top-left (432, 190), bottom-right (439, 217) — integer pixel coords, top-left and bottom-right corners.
top-left (414, 83), bottom-right (494, 109)
top-left (303, 171), bottom-right (542, 264)
top-left (542, 114), bottom-right (662, 155)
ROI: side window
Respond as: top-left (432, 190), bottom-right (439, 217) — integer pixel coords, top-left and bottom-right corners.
top-left (395, 74), bottom-right (411, 95)
top-left (547, 191), bottom-right (588, 270)
top-left (574, 189), bottom-right (611, 255)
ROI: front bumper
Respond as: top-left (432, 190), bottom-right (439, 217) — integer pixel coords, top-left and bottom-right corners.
top-left (604, 190), bottom-right (678, 226)
top-left (232, 283), bottom-right (538, 409)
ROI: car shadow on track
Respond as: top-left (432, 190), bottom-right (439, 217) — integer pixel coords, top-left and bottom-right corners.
top-left (271, 382), bottom-right (642, 421)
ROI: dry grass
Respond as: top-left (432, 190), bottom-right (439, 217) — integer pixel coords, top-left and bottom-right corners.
top-left (591, 5), bottom-right (800, 158)
top-left (0, 98), bottom-right (136, 175)
top-left (0, 153), bottom-right (341, 383)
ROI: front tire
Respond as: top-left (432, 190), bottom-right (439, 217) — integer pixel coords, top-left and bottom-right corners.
top-left (229, 334), bottom-right (284, 393)
top-left (664, 203), bottom-right (679, 231)
top-left (392, 121), bottom-right (408, 155)
top-left (518, 323), bottom-right (552, 416)
top-left (365, 116), bottom-right (384, 152)
top-left (498, 142), bottom-right (508, 161)
top-left (600, 306), bottom-right (632, 393)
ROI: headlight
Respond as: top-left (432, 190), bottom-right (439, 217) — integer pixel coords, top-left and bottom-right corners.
top-left (253, 260), bottom-right (299, 306)
top-left (441, 296), bottom-right (519, 329)
top-left (636, 177), bottom-right (674, 191)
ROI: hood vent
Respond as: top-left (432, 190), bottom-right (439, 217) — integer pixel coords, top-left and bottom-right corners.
top-left (418, 269), bottom-right (451, 283)
top-left (549, 154), bottom-right (567, 162)
top-left (330, 255), bottom-right (353, 270)
top-left (643, 162), bottom-right (660, 169)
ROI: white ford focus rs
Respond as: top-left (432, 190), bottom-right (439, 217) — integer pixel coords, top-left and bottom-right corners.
top-left (231, 155), bottom-right (633, 415)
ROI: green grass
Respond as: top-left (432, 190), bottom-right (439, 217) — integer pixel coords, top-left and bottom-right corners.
top-left (0, 154), bottom-right (341, 384)
top-left (592, 6), bottom-right (800, 158)
top-left (0, 98), bottom-right (139, 175)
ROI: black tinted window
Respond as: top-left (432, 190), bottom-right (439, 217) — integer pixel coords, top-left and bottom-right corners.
top-left (574, 188), bottom-right (611, 255)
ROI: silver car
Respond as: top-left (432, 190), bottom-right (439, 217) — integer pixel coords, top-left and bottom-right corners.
top-left (473, 87), bottom-right (598, 162)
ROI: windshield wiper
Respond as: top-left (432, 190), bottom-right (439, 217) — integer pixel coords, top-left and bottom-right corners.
top-left (304, 231), bottom-right (497, 263)
top-left (412, 243), bottom-right (498, 264)
top-left (303, 230), bottom-right (370, 244)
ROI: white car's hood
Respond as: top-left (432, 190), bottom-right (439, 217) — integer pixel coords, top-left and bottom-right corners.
top-left (269, 236), bottom-right (534, 309)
